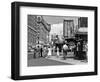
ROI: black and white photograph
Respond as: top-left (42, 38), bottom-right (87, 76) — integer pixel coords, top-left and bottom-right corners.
top-left (28, 15), bottom-right (88, 66)
top-left (11, 2), bottom-right (97, 80)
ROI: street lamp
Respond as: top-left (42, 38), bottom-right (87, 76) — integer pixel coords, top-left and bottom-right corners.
top-left (37, 31), bottom-right (40, 44)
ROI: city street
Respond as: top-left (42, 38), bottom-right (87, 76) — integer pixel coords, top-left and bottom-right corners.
top-left (28, 57), bottom-right (72, 66)
top-left (47, 55), bottom-right (87, 65)
top-left (28, 52), bottom-right (87, 67)
top-left (28, 15), bottom-right (88, 67)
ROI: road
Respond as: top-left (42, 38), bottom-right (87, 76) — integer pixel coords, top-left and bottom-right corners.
top-left (28, 57), bottom-right (72, 67)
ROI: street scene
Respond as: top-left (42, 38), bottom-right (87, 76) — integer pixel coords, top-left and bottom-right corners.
top-left (27, 15), bottom-right (88, 66)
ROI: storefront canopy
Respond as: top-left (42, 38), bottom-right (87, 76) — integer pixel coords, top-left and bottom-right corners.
top-left (78, 27), bottom-right (87, 32)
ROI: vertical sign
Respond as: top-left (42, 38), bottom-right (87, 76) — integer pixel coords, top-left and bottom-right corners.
top-left (63, 20), bottom-right (74, 38)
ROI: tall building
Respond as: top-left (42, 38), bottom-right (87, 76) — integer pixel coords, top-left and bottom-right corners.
top-left (79, 17), bottom-right (88, 27)
top-left (63, 17), bottom-right (79, 39)
top-left (28, 15), bottom-right (51, 50)
top-left (75, 17), bottom-right (88, 41)
top-left (37, 16), bottom-right (51, 44)
top-left (28, 15), bottom-right (39, 47)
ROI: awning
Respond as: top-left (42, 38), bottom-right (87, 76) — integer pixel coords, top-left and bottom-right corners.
top-left (78, 27), bottom-right (87, 32)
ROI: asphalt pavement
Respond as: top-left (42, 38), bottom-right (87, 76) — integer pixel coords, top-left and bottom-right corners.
top-left (28, 52), bottom-right (87, 67)
top-left (28, 57), bottom-right (72, 67)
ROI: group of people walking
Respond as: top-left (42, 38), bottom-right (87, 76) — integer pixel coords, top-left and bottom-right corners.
top-left (29, 35), bottom-right (88, 62)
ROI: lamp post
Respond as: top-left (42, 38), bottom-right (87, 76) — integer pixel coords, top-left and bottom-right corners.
top-left (37, 31), bottom-right (40, 45)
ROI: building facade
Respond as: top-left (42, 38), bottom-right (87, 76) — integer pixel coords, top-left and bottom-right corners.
top-left (75, 17), bottom-right (88, 41)
top-left (63, 17), bottom-right (79, 39)
top-left (28, 15), bottom-right (51, 51)
top-left (28, 15), bottom-right (39, 48)
top-left (38, 16), bottom-right (51, 44)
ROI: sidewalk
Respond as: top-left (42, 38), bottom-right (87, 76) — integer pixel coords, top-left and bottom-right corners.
top-left (46, 55), bottom-right (87, 65)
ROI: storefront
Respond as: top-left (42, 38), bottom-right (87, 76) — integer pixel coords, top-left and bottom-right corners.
top-left (74, 28), bottom-right (88, 60)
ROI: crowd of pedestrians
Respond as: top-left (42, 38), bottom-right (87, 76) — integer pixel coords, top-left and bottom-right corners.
top-left (28, 38), bottom-right (88, 62)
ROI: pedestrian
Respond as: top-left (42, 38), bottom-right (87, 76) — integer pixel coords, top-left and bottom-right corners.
top-left (47, 46), bottom-right (52, 57)
top-left (36, 45), bottom-right (41, 58)
top-left (82, 41), bottom-right (88, 62)
top-left (40, 45), bottom-right (43, 57)
top-left (54, 35), bottom-right (59, 52)
top-left (62, 40), bottom-right (68, 60)
top-left (33, 47), bottom-right (37, 58)
top-left (73, 43), bottom-right (77, 59)
top-left (76, 41), bottom-right (80, 59)
top-left (77, 39), bottom-right (85, 60)
top-left (42, 46), bottom-right (48, 58)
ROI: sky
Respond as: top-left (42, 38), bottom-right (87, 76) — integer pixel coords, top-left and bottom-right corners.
top-left (43, 15), bottom-right (79, 25)
top-left (43, 15), bottom-right (64, 24)
top-left (50, 23), bottom-right (63, 35)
